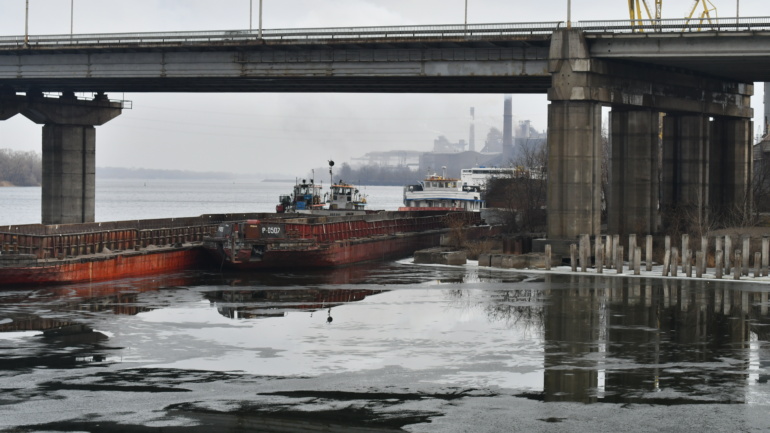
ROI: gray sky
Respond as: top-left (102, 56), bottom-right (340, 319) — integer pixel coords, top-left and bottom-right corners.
top-left (0, 0), bottom-right (765, 177)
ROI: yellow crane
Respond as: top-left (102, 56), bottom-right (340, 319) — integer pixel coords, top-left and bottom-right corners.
top-left (684, 0), bottom-right (718, 30)
top-left (627, 1), bottom-right (718, 31)
top-left (628, 0), bottom-right (662, 31)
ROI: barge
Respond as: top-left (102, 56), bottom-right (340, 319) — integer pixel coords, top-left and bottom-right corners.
top-left (0, 213), bottom-right (266, 287)
top-left (202, 210), bottom-right (480, 270)
top-left (1, 210), bottom-right (480, 286)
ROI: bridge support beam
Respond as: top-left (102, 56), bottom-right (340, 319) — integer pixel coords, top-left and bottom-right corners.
top-left (18, 93), bottom-right (122, 224)
top-left (609, 109), bottom-right (660, 237)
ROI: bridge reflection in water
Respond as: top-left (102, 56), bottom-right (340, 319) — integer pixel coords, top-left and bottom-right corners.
top-left (540, 275), bottom-right (770, 404)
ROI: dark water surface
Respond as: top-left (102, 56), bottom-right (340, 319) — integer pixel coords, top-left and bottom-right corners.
top-left (2, 261), bottom-right (770, 432)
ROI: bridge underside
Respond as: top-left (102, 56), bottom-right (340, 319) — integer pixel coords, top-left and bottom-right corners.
top-left (1, 76), bottom-right (551, 94)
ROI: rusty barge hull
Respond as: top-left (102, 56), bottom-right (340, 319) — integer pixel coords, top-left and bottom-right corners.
top-left (0, 247), bottom-right (206, 286)
top-left (0, 213), bottom-right (285, 287)
top-left (203, 211), bottom-right (481, 270)
top-left (214, 230), bottom-right (445, 270)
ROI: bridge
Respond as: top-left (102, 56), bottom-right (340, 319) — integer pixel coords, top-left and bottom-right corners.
top-left (1, 17), bottom-right (769, 242)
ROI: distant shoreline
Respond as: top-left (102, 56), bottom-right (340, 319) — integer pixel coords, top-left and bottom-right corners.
top-left (0, 182), bottom-right (40, 187)
top-left (261, 179), bottom-right (294, 183)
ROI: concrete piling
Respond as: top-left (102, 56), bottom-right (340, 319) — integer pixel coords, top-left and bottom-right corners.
top-left (685, 250), bottom-right (692, 277)
top-left (763, 236), bottom-right (769, 277)
top-left (629, 234), bottom-right (637, 268)
top-left (545, 244), bottom-right (552, 270)
top-left (695, 251), bottom-right (703, 278)
top-left (646, 235), bottom-right (653, 272)
top-left (580, 234), bottom-right (589, 272)
top-left (734, 250), bottom-right (742, 280)
top-left (715, 250), bottom-right (723, 279)
top-left (742, 236), bottom-right (750, 276)
top-left (681, 234), bottom-right (689, 263)
top-left (617, 245), bottom-right (624, 274)
top-left (595, 239), bottom-right (603, 274)
top-left (663, 250), bottom-right (671, 277)
top-left (725, 236), bottom-right (732, 274)
top-left (671, 247), bottom-right (678, 277)
top-left (570, 244), bottom-right (577, 272)
top-left (634, 246), bottom-right (641, 275)
top-left (755, 252), bottom-right (761, 278)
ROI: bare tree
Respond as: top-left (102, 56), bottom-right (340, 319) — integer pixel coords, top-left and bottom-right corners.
top-left (0, 149), bottom-right (42, 186)
top-left (484, 138), bottom-right (547, 233)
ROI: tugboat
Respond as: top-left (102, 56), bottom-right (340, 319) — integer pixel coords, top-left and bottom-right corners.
top-left (276, 160), bottom-right (367, 216)
top-left (276, 179), bottom-right (324, 213)
top-left (401, 167), bottom-right (484, 212)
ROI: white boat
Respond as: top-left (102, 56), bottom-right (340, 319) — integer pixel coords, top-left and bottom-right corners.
top-left (401, 171), bottom-right (484, 212)
top-left (460, 166), bottom-right (518, 190)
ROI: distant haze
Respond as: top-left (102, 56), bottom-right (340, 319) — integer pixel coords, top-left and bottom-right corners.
top-left (0, 0), bottom-right (764, 178)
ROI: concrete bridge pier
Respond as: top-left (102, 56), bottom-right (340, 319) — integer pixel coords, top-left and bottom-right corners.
top-left (710, 117), bottom-right (753, 221)
top-left (20, 93), bottom-right (122, 224)
top-left (546, 28), bottom-right (753, 241)
top-left (546, 101), bottom-right (603, 239)
top-left (661, 114), bottom-right (711, 230)
top-left (609, 109), bottom-right (661, 236)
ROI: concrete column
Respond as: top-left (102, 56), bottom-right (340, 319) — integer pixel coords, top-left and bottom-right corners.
top-left (661, 114), bottom-right (710, 231)
top-left (20, 93), bottom-right (121, 225)
top-left (609, 109), bottom-right (660, 235)
top-left (546, 101), bottom-right (603, 239)
top-left (41, 125), bottom-right (96, 224)
top-left (710, 117), bottom-right (753, 220)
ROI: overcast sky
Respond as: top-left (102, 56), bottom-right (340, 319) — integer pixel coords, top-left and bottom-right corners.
top-left (0, 0), bottom-right (765, 177)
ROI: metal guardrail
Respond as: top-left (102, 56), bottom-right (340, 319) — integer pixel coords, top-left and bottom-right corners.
top-left (578, 16), bottom-right (770, 33)
top-left (0, 22), bottom-right (560, 48)
top-left (0, 17), bottom-right (769, 49)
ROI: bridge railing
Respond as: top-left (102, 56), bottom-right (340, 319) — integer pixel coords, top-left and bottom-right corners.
top-left (0, 22), bottom-right (560, 48)
top-left (1, 17), bottom-right (769, 49)
top-left (577, 16), bottom-right (770, 33)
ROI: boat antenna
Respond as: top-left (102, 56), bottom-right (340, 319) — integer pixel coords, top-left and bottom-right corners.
top-left (328, 160), bottom-right (335, 186)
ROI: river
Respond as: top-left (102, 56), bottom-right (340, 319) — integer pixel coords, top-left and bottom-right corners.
top-left (0, 179), bottom-right (406, 226)
top-left (1, 181), bottom-right (770, 432)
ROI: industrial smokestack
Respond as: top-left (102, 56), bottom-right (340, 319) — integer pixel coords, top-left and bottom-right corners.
top-left (503, 95), bottom-right (513, 159)
top-left (469, 107), bottom-right (476, 152)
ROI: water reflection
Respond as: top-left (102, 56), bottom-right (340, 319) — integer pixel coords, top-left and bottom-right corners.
top-left (541, 276), bottom-right (770, 405)
top-left (0, 264), bottom-right (769, 407)
top-left (203, 288), bottom-right (386, 319)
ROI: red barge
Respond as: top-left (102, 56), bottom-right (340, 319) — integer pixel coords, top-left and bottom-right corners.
top-left (0, 210), bottom-right (480, 286)
top-left (202, 210), bottom-right (479, 270)
top-left (0, 213), bottom-right (260, 287)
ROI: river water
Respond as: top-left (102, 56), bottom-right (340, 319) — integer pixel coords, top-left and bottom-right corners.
top-left (0, 179), bottom-right (406, 226)
top-left (1, 182), bottom-right (770, 432)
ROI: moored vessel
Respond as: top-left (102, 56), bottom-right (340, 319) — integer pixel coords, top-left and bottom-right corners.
top-left (276, 161), bottom-right (368, 216)
top-left (0, 213), bottom-right (269, 287)
top-left (401, 170), bottom-right (484, 212)
top-left (202, 210), bottom-right (480, 270)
